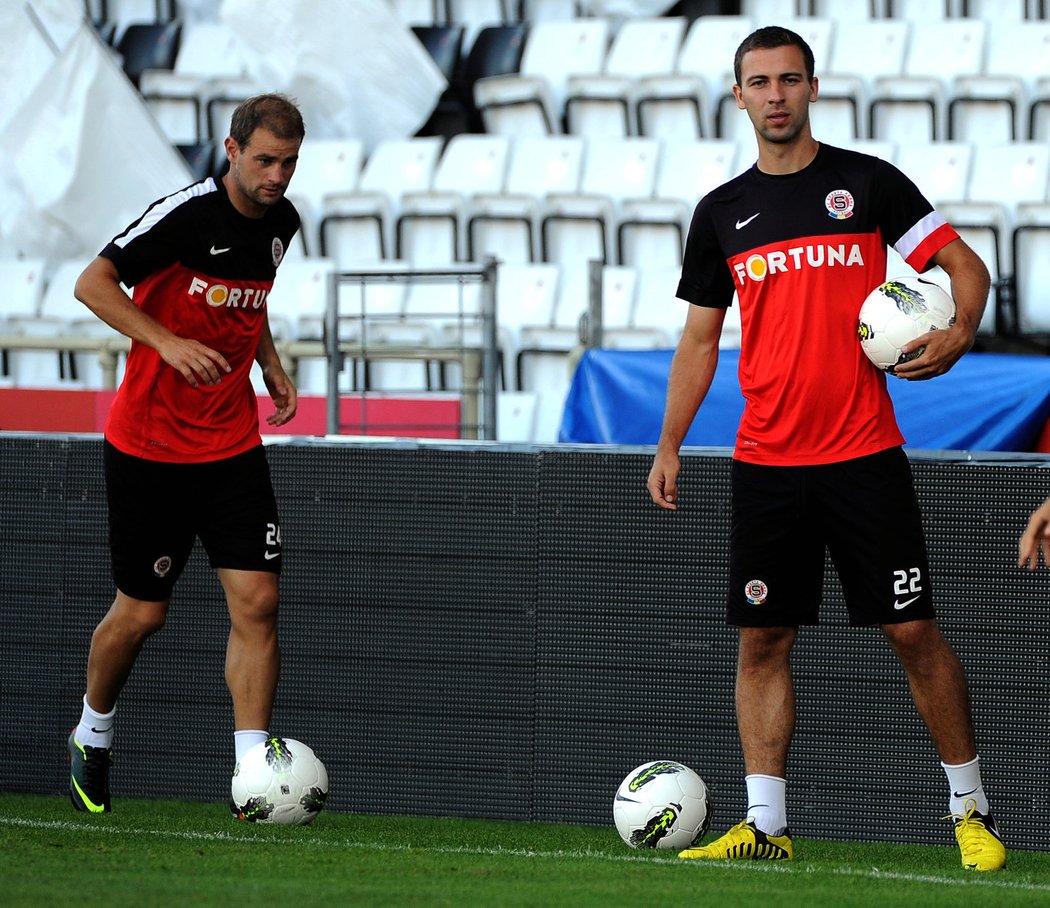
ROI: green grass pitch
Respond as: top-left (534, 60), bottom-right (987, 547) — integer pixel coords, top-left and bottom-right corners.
top-left (4, 793), bottom-right (1050, 907)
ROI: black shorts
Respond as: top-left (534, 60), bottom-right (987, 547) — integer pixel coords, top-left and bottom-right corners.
top-left (104, 441), bottom-right (282, 602)
top-left (728, 446), bottom-right (934, 627)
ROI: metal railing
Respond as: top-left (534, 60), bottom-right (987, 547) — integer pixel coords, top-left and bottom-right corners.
top-left (323, 260), bottom-right (500, 439)
top-left (0, 262), bottom-right (502, 440)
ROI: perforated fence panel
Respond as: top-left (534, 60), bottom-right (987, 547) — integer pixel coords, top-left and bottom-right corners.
top-left (2, 435), bottom-right (1048, 850)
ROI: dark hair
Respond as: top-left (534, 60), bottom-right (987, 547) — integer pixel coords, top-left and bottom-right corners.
top-left (733, 26), bottom-right (815, 86)
top-left (229, 93), bottom-right (305, 148)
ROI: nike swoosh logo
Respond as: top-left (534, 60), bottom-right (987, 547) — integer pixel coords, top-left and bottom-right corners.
top-left (71, 777), bottom-right (107, 813)
top-left (953, 786), bottom-right (980, 798)
top-left (735, 213), bottom-right (760, 229)
top-left (894, 595), bottom-right (920, 610)
top-left (90, 726), bottom-right (112, 734)
top-left (210, 245), bottom-right (232, 255)
top-left (264, 551), bottom-right (280, 560)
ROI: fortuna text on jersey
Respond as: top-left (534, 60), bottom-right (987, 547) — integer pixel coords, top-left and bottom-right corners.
top-left (734, 240), bottom-right (866, 285)
top-left (188, 276), bottom-right (270, 309)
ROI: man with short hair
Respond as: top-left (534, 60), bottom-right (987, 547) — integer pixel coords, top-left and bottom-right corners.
top-left (646, 28), bottom-right (1005, 871)
top-left (68, 93), bottom-right (304, 815)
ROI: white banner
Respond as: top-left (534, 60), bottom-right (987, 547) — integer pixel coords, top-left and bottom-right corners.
top-left (0, 21), bottom-right (191, 265)
top-left (220, 0), bottom-right (446, 152)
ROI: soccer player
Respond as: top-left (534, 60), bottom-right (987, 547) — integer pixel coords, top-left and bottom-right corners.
top-left (67, 94), bottom-right (304, 814)
top-left (645, 27), bottom-right (1005, 871)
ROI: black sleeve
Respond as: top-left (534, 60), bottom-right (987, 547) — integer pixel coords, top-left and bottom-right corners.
top-left (676, 197), bottom-right (736, 309)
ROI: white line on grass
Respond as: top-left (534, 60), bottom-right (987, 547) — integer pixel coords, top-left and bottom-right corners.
top-left (3, 816), bottom-right (1046, 894)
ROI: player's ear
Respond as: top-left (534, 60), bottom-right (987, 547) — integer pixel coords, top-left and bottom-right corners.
top-left (223, 136), bottom-right (239, 164)
top-left (809, 76), bottom-right (819, 103)
top-left (733, 83), bottom-right (745, 110)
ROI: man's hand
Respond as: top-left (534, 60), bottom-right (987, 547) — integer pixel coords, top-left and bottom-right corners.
top-left (261, 363), bottom-right (298, 427)
top-left (157, 336), bottom-right (231, 388)
top-left (647, 447), bottom-right (682, 511)
top-left (891, 324), bottom-right (973, 381)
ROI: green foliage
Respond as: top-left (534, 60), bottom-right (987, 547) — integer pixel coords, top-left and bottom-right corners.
top-left (3, 793), bottom-right (1050, 907)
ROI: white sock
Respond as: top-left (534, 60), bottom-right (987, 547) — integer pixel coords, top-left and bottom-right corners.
top-left (75, 696), bottom-right (115, 749)
top-left (942, 756), bottom-right (990, 816)
top-left (745, 773), bottom-right (788, 836)
top-left (234, 729), bottom-right (269, 762)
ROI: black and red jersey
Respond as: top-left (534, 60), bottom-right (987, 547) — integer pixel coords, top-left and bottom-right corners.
top-left (676, 143), bottom-right (958, 467)
top-left (100, 177), bottom-right (300, 463)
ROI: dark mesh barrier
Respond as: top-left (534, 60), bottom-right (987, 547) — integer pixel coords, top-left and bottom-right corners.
top-left (2, 435), bottom-right (1048, 850)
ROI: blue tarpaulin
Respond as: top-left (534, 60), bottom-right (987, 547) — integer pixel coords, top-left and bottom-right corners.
top-left (560, 349), bottom-right (1050, 452)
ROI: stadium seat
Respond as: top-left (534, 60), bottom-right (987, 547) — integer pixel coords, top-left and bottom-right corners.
top-left (597, 265), bottom-right (672, 349)
top-left (139, 70), bottom-right (205, 144)
top-left (949, 76), bottom-right (1020, 146)
top-left (939, 200), bottom-right (1008, 335)
top-left (674, 16), bottom-right (754, 141)
top-left (969, 142), bottom-right (1050, 209)
top-left (495, 262), bottom-right (561, 390)
top-left (540, 137), bottom-right (660, 280)
top-left (895, 141), bottom-right (972, 204)
top-left (473, 18), bottom-right (611, 136)
top-left (843, 139), bottom-right (897, 163)
top-left (0, 258), bottom-right (47, 321)
top-left (176, 141), bottom-right (220, 182)
top-left (5, 259), bottom-right (123, 389)
top-left (412, 24), bottom-right (471, 139)
top-left (631, 266), bottom-right (690, 347)
top-left (285, 138), bottom-right (365, 257)
top-left (204, 76), bottom-right (262, 143)
top-left (496, 390), bottom-right (539, 442)
top-left (616, 138), bottom-right (742, 271)
top-left (316, 137), bottom-right (444, 264)
top-left (563, 17), bottom-right (687, 138)
top-left (818, 20), bottom-right (909, 142)
top-left (869, 19), bottom-right (985, 142)
top-left (468, 135), bottom-right (585, 264)
top-left (265, 256), bottom-right (339, 344)
top-left (457, 24), bottom-right (528, 132)
top-left (447, 0), bottom-right (509, 49)
top-left (173, 21), bottom-right (251, 79)
top-left (398, 134), bottom-right (511, 264)
top-left (1011, 202), bottom-right (1050, 336)
top-left (115, 21), bottom-right (181, 88)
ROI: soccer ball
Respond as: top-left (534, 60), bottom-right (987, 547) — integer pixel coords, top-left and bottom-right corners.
top-left (230, 736), bottom-right (329, 825)
top-left (857, 275), bottom-right (956, 372)
top-left (612, 760), bottom-right (712, 849)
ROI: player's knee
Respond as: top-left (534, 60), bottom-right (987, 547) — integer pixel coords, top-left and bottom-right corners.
top-left (883, 618), bottom-right (943, 663)
top-left (103, 595), bottom-right (168, 640)
top-left (231, 586), bottom-right (279, 629)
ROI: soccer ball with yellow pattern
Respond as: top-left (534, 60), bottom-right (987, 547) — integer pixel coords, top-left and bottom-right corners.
top-left (858, 276), bottom-right (956, 372)
top-left (230, 736), bottom-right (329, 825)
top-left (613, 760), bottom-right (711, 849)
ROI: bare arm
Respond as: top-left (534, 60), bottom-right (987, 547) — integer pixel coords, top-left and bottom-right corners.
top-left (646, 304), bottom-right (727, 510)
top-left (892, 237), bottom-right (990, 381)
top-left (255, 316), bottom-right (297, 427)
top-left (74, 256), bottom-right (231, 388)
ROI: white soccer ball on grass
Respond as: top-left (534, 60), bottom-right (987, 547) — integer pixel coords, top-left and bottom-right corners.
top-left (613, 759), bottom-right (711, 849)
top-left (230, 736), bottom-right (329, 825)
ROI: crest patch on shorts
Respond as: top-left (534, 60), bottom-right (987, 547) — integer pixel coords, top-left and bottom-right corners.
top-left (744, 579), bottom-right (768, 605)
